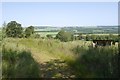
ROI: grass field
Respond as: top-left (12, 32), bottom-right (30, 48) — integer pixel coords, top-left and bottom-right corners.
top-left (35, 31), bottom-right (118, 38)
top-left (2, 38), bottom-right (119, 78)
top-left (82, 33), bottom-right (118, 37)
top-left (35, 31), bottom-right (58, 37)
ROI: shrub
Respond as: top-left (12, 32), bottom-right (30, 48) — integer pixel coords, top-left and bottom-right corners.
top-left (25, 26), bottom-right (34, 38)
top-left (46, 34), bottom-right (53, 39)
top-left (56, 30), bottom-right (73, 42)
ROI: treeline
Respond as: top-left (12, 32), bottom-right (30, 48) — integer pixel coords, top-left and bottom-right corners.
top-left (80, 34), bottom-right (119, 42)
top-left (62, 26), bottom-right (118, 34)
top-left (2, 21), bottom-right (73, 41)
top-left (55, 31), bottom-right (119, 42)
top-left (2, 21), bottom-right (34, 38)
top-left (2, 21), bottom-right (119, 42)
top-left (2, 21), bottom-right (57, 39)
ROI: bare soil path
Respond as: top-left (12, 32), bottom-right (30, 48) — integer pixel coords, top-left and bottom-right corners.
top-left (31, 49), bottom-right (76, 78)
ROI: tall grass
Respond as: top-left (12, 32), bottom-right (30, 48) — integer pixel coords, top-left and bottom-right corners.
top-left (70, 45), bottom-right (118, 78)
top-left (2, 44), bottom-right (40, 78)
top-left (2, 38), bottom-right (119, 78)
top-left (17, 38), bottom-right (77, 61)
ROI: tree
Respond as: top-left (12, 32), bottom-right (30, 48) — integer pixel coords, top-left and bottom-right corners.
top-left (34, 34), bottom-right (41, 38)
top-left (46, 34), bottom-right (53, 39)
top-left (6, 21), bottom-right (23, 38)
top-left (91, 35), bottom-right (97, 40)
top-left (25, 26), bottom-right (34, 38)
top-left (56, 30), bottom-right (73, 42)
top-left (86, 34), bottom-right (91, 41)
top-left (78, 33), bottom-right (83, 40)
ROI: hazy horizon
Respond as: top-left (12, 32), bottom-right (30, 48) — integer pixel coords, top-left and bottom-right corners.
top-left (1, 2), bottom-right (118, 27)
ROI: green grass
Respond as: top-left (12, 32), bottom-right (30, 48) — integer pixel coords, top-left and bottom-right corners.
top-left (2, 48), bottom-right (40, 78)
top-left (35, 32), bottom-right (58, 37)
top-left (2, 38), bottom-right (80, 78)
top-left (2, 38), bottom-right (119, 78)
top-left (70, 45), bottom-right (118, 78)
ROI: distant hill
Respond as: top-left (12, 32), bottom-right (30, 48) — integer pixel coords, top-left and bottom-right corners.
top-left (28, 26), bottom-right (118, 34)
top-left (97, 26), bottom-right (118, 28)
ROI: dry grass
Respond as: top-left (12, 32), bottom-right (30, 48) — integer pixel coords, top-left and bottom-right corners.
top-left (2, 38), bottom-right (118, 78)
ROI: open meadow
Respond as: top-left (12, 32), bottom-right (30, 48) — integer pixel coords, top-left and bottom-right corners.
top-left (35, 31), bottom-right (58, 37)
top-left (1, 2), bottom-right (119, 79)
top-left (2, 37), bottom-right (119, 78)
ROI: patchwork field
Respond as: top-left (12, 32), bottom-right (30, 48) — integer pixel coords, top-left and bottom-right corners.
top-left (35, 31), bottom-right (58, 37)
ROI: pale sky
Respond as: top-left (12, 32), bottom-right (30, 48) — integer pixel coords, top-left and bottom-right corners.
top-left (1, 2), bottom-right (118, 27)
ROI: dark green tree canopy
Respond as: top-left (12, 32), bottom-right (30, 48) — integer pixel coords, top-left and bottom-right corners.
top-left (56, 30), bottom-right (73, 42)
top-left (25, 26), bottom-right (34, 38)
top-left (46, 34), bottom-right (53, 39)
top-left (6, 21), bottom-right (23, 38)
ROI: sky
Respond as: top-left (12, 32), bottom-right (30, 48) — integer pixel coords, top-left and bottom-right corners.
top-left (1, 0), bottom-right (119, 2)
top-left (1, 2), bottom-right (118, 27)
